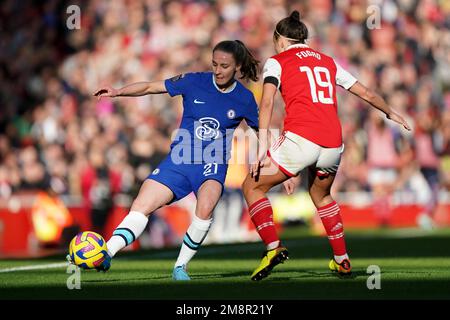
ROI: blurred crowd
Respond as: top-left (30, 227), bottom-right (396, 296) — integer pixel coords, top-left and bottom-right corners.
top-left (0, 0), bottom-right (449, 211)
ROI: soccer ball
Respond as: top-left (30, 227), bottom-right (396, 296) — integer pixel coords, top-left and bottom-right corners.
top-left (69, 231), bottom-right (107, 269)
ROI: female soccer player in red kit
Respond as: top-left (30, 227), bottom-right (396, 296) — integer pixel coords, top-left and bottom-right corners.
top-left (243, 11), bottom-right (411, 281)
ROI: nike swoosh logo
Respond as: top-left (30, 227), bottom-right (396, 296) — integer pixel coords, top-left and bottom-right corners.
top-left (194, 99), bottom-right (206, 104)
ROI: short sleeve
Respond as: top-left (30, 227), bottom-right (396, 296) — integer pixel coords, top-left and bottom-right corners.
top-left (244, 95), bottom-right (259, 131)
top-left (334, 61), bottom-right (357, 89)
top-left (262, 58), bottom-right (282, 89)
top-left (164, 73), bottom-right (193, 97)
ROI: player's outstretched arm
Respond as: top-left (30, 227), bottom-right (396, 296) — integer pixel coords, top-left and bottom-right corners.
top-left (348, 82), bottom-right (411, 131)
top-left (93, 80), bottom-right (167, 99)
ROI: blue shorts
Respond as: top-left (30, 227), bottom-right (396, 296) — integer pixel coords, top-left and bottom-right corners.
top-left (147, 155), bottom-right (228, 203)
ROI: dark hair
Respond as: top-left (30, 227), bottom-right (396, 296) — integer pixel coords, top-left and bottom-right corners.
top-left (213, 40), bottom-right (259, 82)
top-left (274, 10), bottom-right (308, 44)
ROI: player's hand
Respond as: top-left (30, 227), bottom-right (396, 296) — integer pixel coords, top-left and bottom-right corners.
top-left (283, 176), bottom-right (300, 195)
top-left (93, 86), bottom-right (119, 99)
top-left (250, 141), bottom-right (268, 178)
top-left (387, 111), bottom-right (411, 131)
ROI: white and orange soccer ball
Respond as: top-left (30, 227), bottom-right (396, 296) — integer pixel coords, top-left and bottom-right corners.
top-left (69, 231), bottom-right (107, 269)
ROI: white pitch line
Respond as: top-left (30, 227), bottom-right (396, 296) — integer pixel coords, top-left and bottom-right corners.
top-left (0, 238), bottom-right (321, 273)
top-left (0, 262), bottom-right (68, 273)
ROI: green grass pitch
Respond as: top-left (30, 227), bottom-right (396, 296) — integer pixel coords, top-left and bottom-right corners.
top-left (1, 227), bottom-right (450, 300)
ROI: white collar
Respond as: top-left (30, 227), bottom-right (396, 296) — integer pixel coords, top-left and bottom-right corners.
top-left (212, 74), bottom-right (237, 93)
top-left (285, 43), bottom-right (309, 51)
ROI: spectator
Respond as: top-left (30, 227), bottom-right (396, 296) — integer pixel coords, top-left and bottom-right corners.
top-left (366, 111), bottom-right (400, 226)
top-left (0, 0), bottom-right (448, 231)
top-left (81, 146), bottom-right (121, 234)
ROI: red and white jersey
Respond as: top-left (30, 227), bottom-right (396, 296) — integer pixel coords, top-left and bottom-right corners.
top-left (263, 44), bottom-right (357, 148)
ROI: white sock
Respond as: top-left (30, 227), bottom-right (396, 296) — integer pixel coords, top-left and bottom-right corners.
top-left (334, 253), bottom-right (349, 264)
top-left (174, 215), bottom-right (212, 268)
top-left (106, 211), bottom-right (148, 257)
top-left (267, 241), bottom-right (280, 251)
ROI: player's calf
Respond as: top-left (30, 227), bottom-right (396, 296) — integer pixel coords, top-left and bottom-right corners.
top-left (106, 211), bottom-right (148, 258)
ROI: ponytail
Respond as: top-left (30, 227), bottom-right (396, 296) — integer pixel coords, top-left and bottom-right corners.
top-left (213, 40), bottom-right (259, 82)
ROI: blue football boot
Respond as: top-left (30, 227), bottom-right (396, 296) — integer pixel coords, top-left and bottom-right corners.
top-left (95, 250), bottom-right (112, 272)
top-left (172, 265), bottom-right (191, 281)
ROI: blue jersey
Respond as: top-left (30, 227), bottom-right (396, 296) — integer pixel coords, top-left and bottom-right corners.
top-left (164, 72), bottom-right (259, 165)
top-left (147, 72), bottom-right (258, 203)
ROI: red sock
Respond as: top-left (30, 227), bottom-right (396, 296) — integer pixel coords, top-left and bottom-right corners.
top-left (249, 198), bottom-right (279, 248)
top-left (318, 201), bottom-right (347, 256)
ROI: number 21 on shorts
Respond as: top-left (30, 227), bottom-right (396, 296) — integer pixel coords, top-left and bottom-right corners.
top-left (300, 66), bottom-right (333, 104)
top-left (203, 163), bottom-right (218, 176)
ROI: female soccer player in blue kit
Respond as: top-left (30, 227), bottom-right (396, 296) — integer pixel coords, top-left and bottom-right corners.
top-left (89, 40), bottom-right (259, 280)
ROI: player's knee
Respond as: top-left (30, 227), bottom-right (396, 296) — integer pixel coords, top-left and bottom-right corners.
top-left (242, 176), bottom-right (255, 197)
top-left (242, 177), bottom-right (270, 198)
top-left (195, 199), bottom-right (215, 219)
top-left (309, 189), bottom-right (323, 201)
top-left (309, 190), bottom-right (332, 208)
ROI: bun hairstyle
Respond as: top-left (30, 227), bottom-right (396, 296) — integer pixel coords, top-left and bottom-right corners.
top-left (290, 10), bottom-right (300, 21)
top-left (274, 10), bottom-right (308, 44)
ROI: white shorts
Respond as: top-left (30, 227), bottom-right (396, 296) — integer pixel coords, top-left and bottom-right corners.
top-left (267, 131), bottom-right (344, 177)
